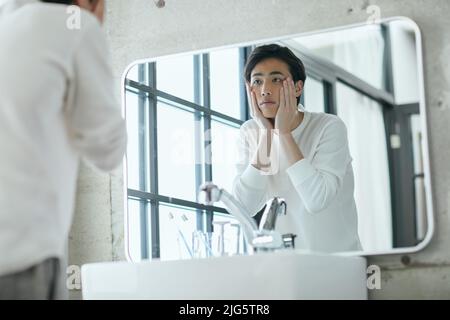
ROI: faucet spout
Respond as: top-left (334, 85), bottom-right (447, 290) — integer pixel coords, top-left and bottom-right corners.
top-left (198, 182), bottom-right (258, 246)
top-left (259, 197), bottom-right (287, 231)
top-left (198, 182), bottom-right (294, 253)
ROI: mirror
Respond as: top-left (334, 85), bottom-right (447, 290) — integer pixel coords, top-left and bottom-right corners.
top-left (123, 17), bottom-right (434, 261)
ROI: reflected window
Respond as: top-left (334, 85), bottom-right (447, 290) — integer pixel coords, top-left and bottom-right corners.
top-left (209, 48), bottom-right (242, 119)
top-left (156, 55), bottom-right (195, 103)
top-left (389, 20), bottom-right (419, 104)
top-left (336, 82), bottom-right (393, 251)
top-left (125, 49), bottom-right (248, 261)
top-left (303, 77), bottom-right (325, 113)
top-left (126, 198), bottom-right (146, 262)
top-left (126, 64), bottom-right (139, 83)
top-left (292, 25), bottom-right (386, 91)
top-left (157, 102), bottom-right (197, 201)
top-left (410, 114), bottom-right (426, 241)
top-left (125, 90), bottom-right (142, 191)
top-left (210, 118), bottom-right (240, 199)
top-left (159, 204), bottom-right (198, 261)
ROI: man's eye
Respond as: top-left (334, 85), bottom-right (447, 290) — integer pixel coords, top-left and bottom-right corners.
top-left (252, 79), bottom-right (262, 85)
top-left (273, 78), bottom-right (283, 83)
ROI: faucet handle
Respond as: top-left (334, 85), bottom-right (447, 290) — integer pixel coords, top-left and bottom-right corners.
top-left (282, 233), bottom-right (296, 249)
top-left (252, 230), bottom-right (284, 251)
top-left (259, 197), bottom-right (287, 231)
top-left (276, 198), bottom-right (287, 216)
top-left (198, 182), bottom-right (221, 205)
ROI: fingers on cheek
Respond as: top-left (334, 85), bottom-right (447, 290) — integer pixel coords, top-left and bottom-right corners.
top-left (285, 80), bottom-right (289, 96)
top-left (253, 93), bottom-right (259, 108)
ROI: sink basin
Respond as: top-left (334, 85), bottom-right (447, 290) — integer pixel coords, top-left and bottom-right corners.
top-left (81, 250), bottom-right (367, 299)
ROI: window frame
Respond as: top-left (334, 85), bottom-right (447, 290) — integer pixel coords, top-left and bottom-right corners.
top-left (125, 48), bottom-right (249, 259)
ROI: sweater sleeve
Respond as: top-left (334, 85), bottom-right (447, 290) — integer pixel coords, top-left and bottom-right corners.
top-left (65, 17), bottom-right (127, 172)
top-left (286, 118), bottom-right (351, 214)
top-left (231, 124), bottom-right (268, 217)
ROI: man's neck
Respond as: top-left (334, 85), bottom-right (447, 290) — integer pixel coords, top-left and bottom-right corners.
top-left (290, 110), bottom-right (304, 131)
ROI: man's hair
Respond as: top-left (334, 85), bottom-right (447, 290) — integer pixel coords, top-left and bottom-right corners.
top-left (40, 0), bottom-right (74, 4)
top-left (244, 44), bottom-right (306, 105)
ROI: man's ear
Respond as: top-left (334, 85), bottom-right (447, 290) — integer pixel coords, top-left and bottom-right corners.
top-left (294, 80), bottom-right (304, 98)
top-left (72, 0), bottom-right (104, 23)
top-left (91, 0), bottom-right (104, 23)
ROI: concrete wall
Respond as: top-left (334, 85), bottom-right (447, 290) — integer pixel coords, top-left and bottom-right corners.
top-left (69, 0), bottom-right (450, 299)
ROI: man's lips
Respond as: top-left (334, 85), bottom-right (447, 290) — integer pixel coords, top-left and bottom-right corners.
top-left (259, 101), bottom-right (276, 106)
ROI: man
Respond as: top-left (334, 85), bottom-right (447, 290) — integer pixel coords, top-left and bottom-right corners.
top-left (233, 44), bottom-right (362, 253)
top-left (0, 0), bottom-right (126, 299)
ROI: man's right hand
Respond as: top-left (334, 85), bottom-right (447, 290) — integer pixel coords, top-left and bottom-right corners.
top-left (246, 83), bottom-right (274, 172)
top-left (246, 83), bottom-right (273, 131)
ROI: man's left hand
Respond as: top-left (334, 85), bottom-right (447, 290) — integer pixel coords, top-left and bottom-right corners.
top-left (275, 77), bottom-right (299, 135)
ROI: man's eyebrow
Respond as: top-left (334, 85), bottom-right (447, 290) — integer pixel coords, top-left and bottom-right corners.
top-left (251, 71), bottom-right (285, 77)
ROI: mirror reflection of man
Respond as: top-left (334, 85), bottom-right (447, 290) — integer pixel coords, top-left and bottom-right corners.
top-left (0, 0), bottom-right (126, 299)
top-left (233, 44), bottom-right (362, 253)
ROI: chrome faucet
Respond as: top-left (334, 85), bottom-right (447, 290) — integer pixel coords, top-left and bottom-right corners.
top-left (258, 197), bottom-right (296, 249)
top-left (259, 197), bottom-right (286, 231)
top-left (198, 182), bottom-right (259, 246)
top-left (198, 182), bottom-right (295, 253)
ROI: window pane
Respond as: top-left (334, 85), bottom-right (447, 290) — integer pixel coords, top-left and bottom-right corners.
top-left (389, 20), bottom-right (419, 104)
top-left (126, 64), bottom-right (139, 82)
top-left (156, 55), bottom-right (195, 103)
top-left (210, 119), bottom-right (240, 197)
top-left (212, 213), bottom-right (246, 256)
top-left (292, 25), bottom-right (386, 90)
top-left (125, 90), bottom-right (146, 191)
top-left (410, 114), bottom-right (423, 176)
top-left (159, 204), bottom-right (198, 261)
top-left (157, 102), bottom-right (197, 201)
top-left (336, 82), bottom-right (392, 251)
top-left (126, 198), bottom-right (148, 262)
top-left (303, 77), bottom-right (325, 113)
top-left (410, 114), bottom-right (427, 241)
top-left (209, 48), bottom-right (242, 119)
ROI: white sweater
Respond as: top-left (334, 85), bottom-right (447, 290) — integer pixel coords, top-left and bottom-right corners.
top-left (232, 110), bottom-right (362, 253)
top-left (0, 0), bottom-right (126, 275)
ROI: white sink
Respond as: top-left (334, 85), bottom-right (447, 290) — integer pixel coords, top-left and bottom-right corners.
top-left (81, 250), bottom-right (367, 300)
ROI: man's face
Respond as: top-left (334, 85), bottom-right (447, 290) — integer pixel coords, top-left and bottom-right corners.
top-left (248, 58), bottom-right (303, 119)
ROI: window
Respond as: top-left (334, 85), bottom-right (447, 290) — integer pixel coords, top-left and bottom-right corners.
top-left (336, 82), bottom-right (393, 251)
top-left (303, 77), bottom-right (325, 113)
top-left (125, 49), bottom-right (249, 261)
top-left (209, 48), bottom-right (242, 119)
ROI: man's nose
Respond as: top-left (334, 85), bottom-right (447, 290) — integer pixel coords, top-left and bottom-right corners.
top-left (261, 84), bottom-right (272, 96)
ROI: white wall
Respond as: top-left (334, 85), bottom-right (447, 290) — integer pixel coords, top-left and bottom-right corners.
top-left (69, 0), bottom-right (450, 299)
